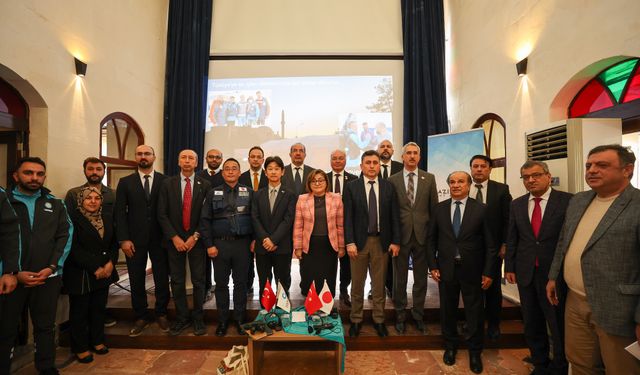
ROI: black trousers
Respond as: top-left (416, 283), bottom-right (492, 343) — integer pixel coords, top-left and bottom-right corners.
top-left (255, 252), bottom-right (291, 299)
top-left (300, 235), bottom-right (338, 296)
top-left (69, 287), bottom-right (109, 354)
top-left (0, 276), bottom-right (62, 372)
top-left (518, 268), bottom-right (567, 372)
top-left (247, 251), bottom-right (255, 291)
top-left (205, 256), bottom-right (214, 291)
top-left (439, 269), bottom-right (484, 353)
top-left (484, 257), bottom-right (503, 330)
top-left (124, 244), bottom-right (170, 320)
top-left (167, 244), bottom-right (206, 322)
top-left (339, 254), bottom-right (351, 293)
top-left (213, 237), bottom-right (250, 323)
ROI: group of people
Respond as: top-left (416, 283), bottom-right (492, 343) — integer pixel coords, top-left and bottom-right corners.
top-left (208, 91), bottom-right (270, 127)
top-left (0, 139), bottom-right (638, 375)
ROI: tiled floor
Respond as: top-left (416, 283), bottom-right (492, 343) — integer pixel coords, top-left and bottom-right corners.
top-left (16, 347), bottom-right (534, 374)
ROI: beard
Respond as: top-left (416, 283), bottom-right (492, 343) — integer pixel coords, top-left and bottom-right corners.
top-left (138, 159), bottom-right (152, 169)
top-left (380, 151), bottom-right (392, 161)
top-left (85, 174), bottom-right (102, 184)
top-left (18, 180), bottom-right (42, 193)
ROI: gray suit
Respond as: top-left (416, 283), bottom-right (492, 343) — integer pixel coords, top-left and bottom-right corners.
top-left (549, 184), bottom-right (640, 337)
top-left (388, 168), bottom-right (438, 321)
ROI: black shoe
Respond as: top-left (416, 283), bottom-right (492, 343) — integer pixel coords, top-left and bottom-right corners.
top-left (394, 321), bottom-right (406, 334)
top-left (443, 349), bottom-right (457, 366)
top-left (487, 327), bottom-right (500, 341)
top-left (169, 319), bottom-right (191, 336)
top-left (193, 319), bottom-right (206, 336)
top-left (349, 322), bottom-right (361, 337)
top-left (104, 315), bottom-right (117, 328)
top-left (373, 323), bottom-right (388, 337)
top-left (367, 290), bottom-right (373, 300)
top-left (92, 345), bottom-right (109, 355)
top-left (469, 352), bottom-right (483, 374)
top-left (76, 353), bottom-right (94, 364)
top-left (236, 321), bottom-right (247, 336)
top-left (339, 291), bottom-right (351, 307)
top-left (215, 322), bottom-right (228, 337)
top-left (413, 319), bottom-right (426, 334)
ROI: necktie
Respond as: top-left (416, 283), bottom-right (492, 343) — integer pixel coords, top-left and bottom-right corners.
top-left (531, 197), bottom-right (542, 267)
top-left (475, 184), bottom-right (484, 204)
top-left (269, 188), bottom-right (277, 213)
top-left (294, 167), bottom-right (302, 194)
top-left (143, 174), bottom-right (151, 200)
top-left (452, 201), bottom-right (462, 237)
top-left (253, 172), bottom-right (259, 191)
top-left (382, 164), bottom-right (389, 179)
top-left (368, 181), bottom-right (378, 234)
top-left (407, 172), bottom-right (415, 205)
top-left (210, 170), bottom-right (215, 176)
top-left (335, 173), bottom-right (341, 194)
top-left (182, 178), bottom-right (192, 231)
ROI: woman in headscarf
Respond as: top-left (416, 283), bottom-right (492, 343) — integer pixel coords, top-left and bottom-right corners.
top-left (63, 187), bottom-right (118, 363)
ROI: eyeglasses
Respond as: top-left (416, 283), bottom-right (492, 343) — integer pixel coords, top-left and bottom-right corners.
top-left (311, 179), bottom-right (326, 185)
top-left (223, 167), bottom-right (239, 172)
top-left (136, 152), bottom-right (153, 157)
top-left (208, 155), bottom-right (223, 159)
top-left (520, 172), bottom-right (546, 180)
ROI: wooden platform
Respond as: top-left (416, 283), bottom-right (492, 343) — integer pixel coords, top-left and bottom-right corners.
top-left (84, 261), bottom-right (527, 351)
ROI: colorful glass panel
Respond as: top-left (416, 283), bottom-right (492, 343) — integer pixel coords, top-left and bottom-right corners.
top-left (570, 80), bottom-right (614, 118)
top-left (623, 68), bottom-right (640, 103)
top-left (598, 59), bottom-right (639, 103)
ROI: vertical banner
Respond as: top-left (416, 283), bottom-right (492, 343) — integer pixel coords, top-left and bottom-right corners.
top-left (427, 129), bottom-right (485, 201)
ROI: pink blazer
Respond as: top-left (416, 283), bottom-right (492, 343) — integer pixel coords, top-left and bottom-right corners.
top-left (293, 192), bottom-right (345, 254)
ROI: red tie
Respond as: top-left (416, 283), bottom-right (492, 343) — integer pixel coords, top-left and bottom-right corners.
top-left (531, 197), bottom-right (542, 267)
top-left (182, 178), bottom-right (192, 231)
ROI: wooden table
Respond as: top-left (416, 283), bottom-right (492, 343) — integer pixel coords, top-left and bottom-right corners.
top-left (247, 330), bottom-right (343, 375)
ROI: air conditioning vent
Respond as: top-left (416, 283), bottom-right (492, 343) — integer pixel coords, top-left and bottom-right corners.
top-left (526, 125), bottom-right (567, 161)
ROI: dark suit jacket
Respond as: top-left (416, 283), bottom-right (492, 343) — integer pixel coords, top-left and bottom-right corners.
top-left (388, 168), bottom-right (438, 245)
top-left (157, 175), bottom-right (211, 243)
top-left (343, 177), bottom-right (401, 251)
top-left (282, 164), bottom-right (315, 195)
top-left (239, 169), bottom-right (268, 191)
top-left (549, 185), bottom-right (640, 337)
top-left (427, 198), bottom-right (497, 282)
top-left (483, 180), bottom-right (512, 246)
top-left (63, 209), bottom-right (119, 295)
top-left (327, 170), bottom-right (357, 194)
top-left (196, 169), bottom-right (224, 190)
top-left (251, 186), bottom-right (297, 255)
top-left (505, 189), bottom-right (572, 287)
top-left (65, 183), bottom-right (116, 215)
top-left (115, 171), bottom-right (168, 248)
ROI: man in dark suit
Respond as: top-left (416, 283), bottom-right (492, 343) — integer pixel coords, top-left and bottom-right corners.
top-left (197, 148), bottom-right (224, 188)
top-left (238, 146), bottom-right (268, 192)
top-left (238, 146), bottom-right (267, 295)
top-left (469, 154), bottom-right (512, 340)
top-left (281, 142), bottom-right (315, 195)
top-left (547, 145), bottom-right (640, 374)
top-left (428, 171), bottom-right (497, 374)
top-left (327, 149), bottom-right (357, 306)
top-left (115, 145), bottom-right (171, 337)
top-left (377, 139), bottom-right (403, 179)
top-left (344, 150), bottom-right (401, 338)
top-left (505, 160), bottom-right (572, 375)
top-left (251, 156), bottom-right (296, 296)
top-left (65, 157), bottom-right (115, 214)
top-left (388, 142), bottom-right (438, 334)
top-left (157, 149), bottom-right (211, 336)
top-left (196, 148), bottom-right (223, 301)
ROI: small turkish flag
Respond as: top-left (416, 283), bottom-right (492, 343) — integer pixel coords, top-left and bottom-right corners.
top-left (319, 280), bottom-right (334, 315)
top-left (304, 281), bottom-right (323, 315)
top-left (261, 279), bottom-right (276, 312)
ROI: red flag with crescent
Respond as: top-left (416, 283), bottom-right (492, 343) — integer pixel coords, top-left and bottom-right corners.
top-left (304, 281), bottom-right (323, 315)
top-left (261, 279), bottom-right (276, 311)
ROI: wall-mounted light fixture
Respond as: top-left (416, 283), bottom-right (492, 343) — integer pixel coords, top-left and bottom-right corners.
top-left (74, 57), bottom-right (87, 77)
top-left (516, 57), bottom-right (528, 77)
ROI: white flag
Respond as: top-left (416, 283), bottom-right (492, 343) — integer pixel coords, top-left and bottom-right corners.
top-left (276, 280), bottom-right (291, 312)
top-left (319, 279), bottom-right (334, 315)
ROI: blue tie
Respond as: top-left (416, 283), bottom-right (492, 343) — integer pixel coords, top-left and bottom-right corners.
top-left (452, 201), bottom-right (462, 237)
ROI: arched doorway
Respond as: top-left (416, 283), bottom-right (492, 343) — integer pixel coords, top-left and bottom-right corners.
top-left (0, 78), bottom-right (28, 187)
top-left (99, 112), bottom-right (145, 187)
top-left (471, 113), bottom-right (507, 183)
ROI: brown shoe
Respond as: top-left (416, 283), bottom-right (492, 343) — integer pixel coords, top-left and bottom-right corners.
top-left (157, 316), bottom-right (170, 332)
top-left (129, 319), bottom-right (150, 337)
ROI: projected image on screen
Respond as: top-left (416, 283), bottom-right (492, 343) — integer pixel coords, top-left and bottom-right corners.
top-left (205, 76), bottom-right (393, 172)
